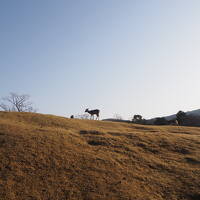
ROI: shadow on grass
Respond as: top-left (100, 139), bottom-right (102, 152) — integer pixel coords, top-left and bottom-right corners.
top-left (186, 193), bottom-right (200, 200)
top-left (80, 130), bottom-right (103, 135)
top-left (185, 157), bottom-right (200, 165)
top-left (87, 140), bottom-right (108, 146)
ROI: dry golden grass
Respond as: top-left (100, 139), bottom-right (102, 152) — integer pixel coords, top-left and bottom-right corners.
top-left (0, 111), bottom-right (200, 200)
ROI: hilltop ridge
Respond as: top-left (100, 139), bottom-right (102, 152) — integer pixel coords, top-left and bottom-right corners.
top-left (0, 112), bottom-right (200, 200)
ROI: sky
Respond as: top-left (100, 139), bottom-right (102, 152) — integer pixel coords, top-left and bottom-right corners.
top-left (1, 0), bottom-right (200, 119)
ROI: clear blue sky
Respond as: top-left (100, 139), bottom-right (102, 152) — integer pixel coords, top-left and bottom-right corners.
top-left (1, 0), bottom-right (200, 119)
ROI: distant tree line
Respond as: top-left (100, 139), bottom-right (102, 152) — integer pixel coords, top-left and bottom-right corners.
top-left (132, 111), bottom-right (200, 127)
top-left (176, 111), bottom-right (200, 127)
top-left (153, 111), bottom-right (200, 127)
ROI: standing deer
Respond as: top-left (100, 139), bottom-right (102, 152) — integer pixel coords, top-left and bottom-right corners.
top-left (85, 108), bottom-right (100, 120)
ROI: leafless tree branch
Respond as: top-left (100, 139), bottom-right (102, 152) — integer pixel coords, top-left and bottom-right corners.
top-left (0, 93), bottom-right (37, 112)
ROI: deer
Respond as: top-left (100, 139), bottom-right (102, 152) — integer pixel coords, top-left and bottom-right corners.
top-left (85, 108), bottom-right (100, 120)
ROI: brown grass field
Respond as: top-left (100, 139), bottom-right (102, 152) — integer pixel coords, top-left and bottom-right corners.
top-left (0, 112), bottom-right (200, 200)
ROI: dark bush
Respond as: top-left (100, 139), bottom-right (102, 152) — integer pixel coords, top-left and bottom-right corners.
top-left (154, 117), bottom-right (168, 125)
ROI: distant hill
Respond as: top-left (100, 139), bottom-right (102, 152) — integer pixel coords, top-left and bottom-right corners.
top-left (147, 108), bottom-right (200, 124)
top-left (0, 112), bottom-right (200, 200)
top-left (164, 108), bottom-right (200, 120)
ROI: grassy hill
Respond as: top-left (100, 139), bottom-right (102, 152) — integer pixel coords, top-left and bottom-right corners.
top-left (0, 112), bottom-right (200, 200)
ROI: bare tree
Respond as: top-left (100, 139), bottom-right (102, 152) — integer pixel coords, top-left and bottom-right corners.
top-left (0, 92), bottom-right (37, 112)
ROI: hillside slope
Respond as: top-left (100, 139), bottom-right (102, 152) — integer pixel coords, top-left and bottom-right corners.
top-left (0, 112), bottom-right (200, 200)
